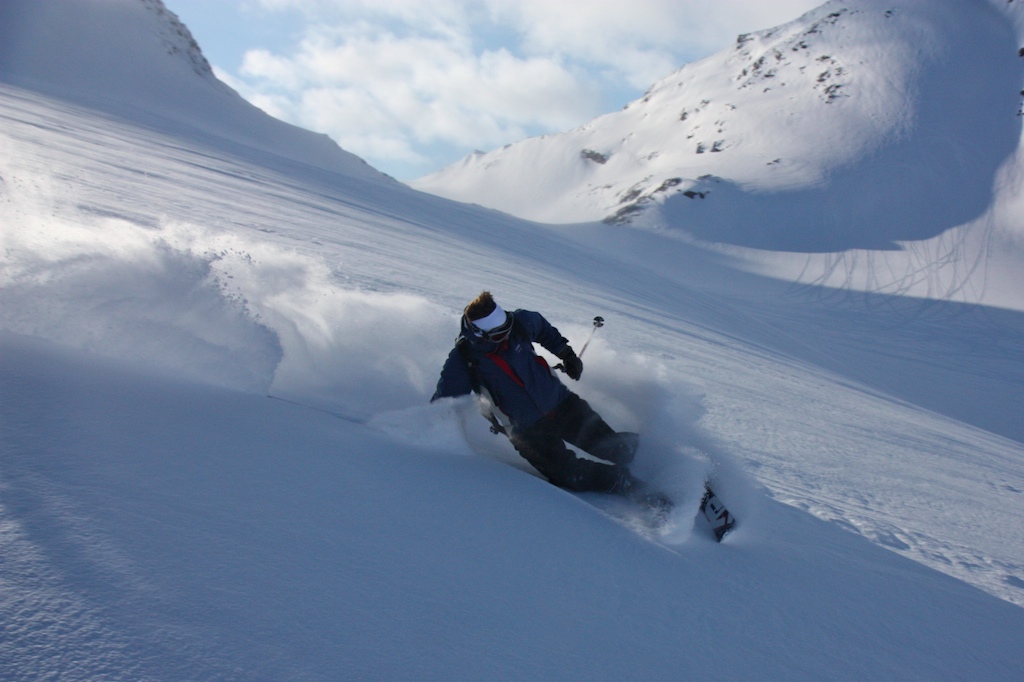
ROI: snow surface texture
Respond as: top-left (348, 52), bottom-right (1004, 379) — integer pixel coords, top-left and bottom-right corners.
top-left (2, 1), bottom-right (1024, 680)
top-left (414, 0), bottom-right (1024, 311)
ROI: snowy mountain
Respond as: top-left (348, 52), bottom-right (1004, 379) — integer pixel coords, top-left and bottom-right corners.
top-left (2, 1), bottom-right (1024, 680)
top-left (0, 0), bottom-right (386, 180)
top-left (413, 0), bottom-right (1024, 308)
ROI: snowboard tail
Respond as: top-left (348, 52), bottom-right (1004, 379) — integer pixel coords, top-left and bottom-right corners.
top-left (700, 484), bottom-right (736, 541)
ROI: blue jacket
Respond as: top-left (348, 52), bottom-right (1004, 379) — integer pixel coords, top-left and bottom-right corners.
top-left (432, 309), bottom-right (572, 429)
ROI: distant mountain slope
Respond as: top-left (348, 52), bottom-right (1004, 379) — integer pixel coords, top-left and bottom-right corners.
top-left (0, 0), bottom-right (386, 181)
top-left (413, 0), bottom-right (1023, 252)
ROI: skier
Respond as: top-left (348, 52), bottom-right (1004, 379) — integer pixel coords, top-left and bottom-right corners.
top-left (432, 291), bottom-right (662, 502)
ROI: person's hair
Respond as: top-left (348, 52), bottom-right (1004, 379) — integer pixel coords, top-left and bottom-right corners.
top-left (464, 290), bottom-right (497, 321)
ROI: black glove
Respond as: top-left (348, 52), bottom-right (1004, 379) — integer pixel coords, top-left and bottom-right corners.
top-left (558, 347), bottom-right (583, 381)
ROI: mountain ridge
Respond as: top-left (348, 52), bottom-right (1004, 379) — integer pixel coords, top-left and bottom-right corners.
top-left (0, 0), bottom-right (388, 181)
top-left (412, 0), bottom-right (1023, 253)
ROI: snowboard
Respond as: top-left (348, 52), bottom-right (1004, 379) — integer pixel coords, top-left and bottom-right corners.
top-left (700, 483), bottom-right (736, 541)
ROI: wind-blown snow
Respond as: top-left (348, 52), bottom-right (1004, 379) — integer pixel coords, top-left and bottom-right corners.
top-left (2, 1), bottom-right (1023, 680)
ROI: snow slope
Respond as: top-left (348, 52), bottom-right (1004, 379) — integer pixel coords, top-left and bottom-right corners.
top-left (2, 1), bottom-right (1024, 679)
top-left (413, 0), bottom-right (1024, 310)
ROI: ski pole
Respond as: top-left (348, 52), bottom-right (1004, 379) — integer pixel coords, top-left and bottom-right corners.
top-left (555, 316), bottom-right (604, 371)
top-left (577, 316), bottom-right (604, 359)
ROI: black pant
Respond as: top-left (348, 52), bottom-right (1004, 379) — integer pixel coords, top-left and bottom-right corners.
top-left (509, 394), bottom-right (637, 492)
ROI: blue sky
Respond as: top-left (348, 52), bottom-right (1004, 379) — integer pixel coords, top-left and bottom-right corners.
top-left (169, 1), bottom-right (821, 180)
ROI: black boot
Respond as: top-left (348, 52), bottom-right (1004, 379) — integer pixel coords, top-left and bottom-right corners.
top-left (591, 432), bottom-right (639, 465)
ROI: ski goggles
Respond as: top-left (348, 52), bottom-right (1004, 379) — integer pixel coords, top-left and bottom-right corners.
top-left (468, 308), bottom-right (513, 343)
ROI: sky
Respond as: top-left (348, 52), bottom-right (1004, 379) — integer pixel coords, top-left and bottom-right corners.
top-left (168, 0), bottom-right (822, 180)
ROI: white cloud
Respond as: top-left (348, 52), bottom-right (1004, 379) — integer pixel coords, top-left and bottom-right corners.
top-left (488, 0), bottom-right (827, 86)
top-left (234, 17), bottom-right (601, 176)
top-left (224, 0), bottom-right (821, 178)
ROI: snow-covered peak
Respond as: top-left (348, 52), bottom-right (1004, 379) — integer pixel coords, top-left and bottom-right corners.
top-left (0, 0), bottom-right (223, 104)
top-left (146, 0), bottom-right (216, 78)
top-left (412, 0), bottom-right (1023, 252)
top-left (0, 0), bottom-right (388, 181)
